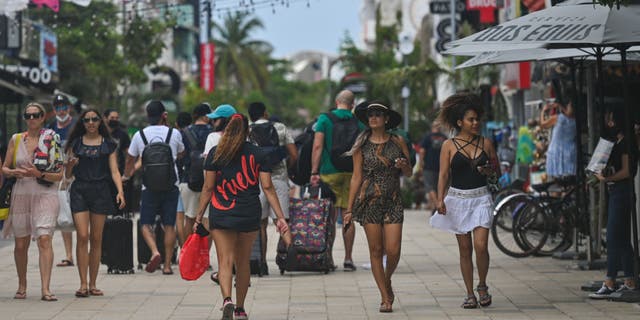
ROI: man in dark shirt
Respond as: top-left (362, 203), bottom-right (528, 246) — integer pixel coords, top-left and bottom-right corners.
top-left (418, 123), bottom-right (447, 211)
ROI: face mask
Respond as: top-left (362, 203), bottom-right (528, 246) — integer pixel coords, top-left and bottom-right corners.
top-left (108, 120), bottom-right (120, 129)
top-left (56, 114), bottom-right (70, 123)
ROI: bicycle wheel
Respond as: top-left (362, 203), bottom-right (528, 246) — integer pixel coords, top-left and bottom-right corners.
top-left (491, 194), bottom-right (537, 258)
top-left (513, 199), bottom-right (550, 256)
top-left (532, 204), bottom-right (573, 256)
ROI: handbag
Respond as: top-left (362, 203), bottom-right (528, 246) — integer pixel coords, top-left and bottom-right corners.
top-left (179, 233), bottom-right (210, 281)
top-left (56, 175), bottom-right (75, 231)
top-left (0, 133), bottom-right (22, 221)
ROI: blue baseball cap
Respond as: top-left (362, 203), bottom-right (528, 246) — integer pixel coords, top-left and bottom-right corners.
top-left (207, 104), bottom-right (237, 119)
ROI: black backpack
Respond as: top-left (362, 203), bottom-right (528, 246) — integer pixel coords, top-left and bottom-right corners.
top-left (288, 121), bottom-right (315, 186)
top-left (249, 121), bottom-right (286, 167)
top-left (326, 112), bottom-right (361, 172)
top-left (139, 128), bottom-right (177, 192)
top-left (183, 126), bottom-right (207, 192)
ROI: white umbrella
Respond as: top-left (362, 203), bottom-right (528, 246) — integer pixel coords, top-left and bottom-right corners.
top-left (456, 47), bottom-right (640, 69)
top-left (447, 0), bottom-right (640, 53)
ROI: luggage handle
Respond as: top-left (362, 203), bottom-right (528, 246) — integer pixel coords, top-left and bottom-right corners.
top-left (302, 185), bottom-right (322, 199)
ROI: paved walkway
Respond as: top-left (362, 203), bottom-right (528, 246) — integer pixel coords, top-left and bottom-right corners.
top-left (0, 210), bottom-right (638, 319)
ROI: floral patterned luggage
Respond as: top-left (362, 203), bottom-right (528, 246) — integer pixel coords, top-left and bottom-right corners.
top-left (276, 187), bottom-right (333, 274)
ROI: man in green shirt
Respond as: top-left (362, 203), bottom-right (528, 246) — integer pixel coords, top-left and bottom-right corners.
top-left (311, 89), bottom-right (363, 271)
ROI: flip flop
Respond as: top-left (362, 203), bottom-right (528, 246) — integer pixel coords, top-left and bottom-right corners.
top-left (41, 294), bottom-right (58, 302)
top-left (162, 269), bottom-right (174, 275)
top-left (89, 288), bottom-right (104, 296)
top-left (56, 259), bottom-right (74, 267)
top-left (14, 291), bottom-right (26, 299)
top-left (145, 254), bottom-right (161, 273)
top-left (75, 289), bottom-right (89, 298)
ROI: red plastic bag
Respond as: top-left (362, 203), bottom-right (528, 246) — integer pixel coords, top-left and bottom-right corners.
top-left (179, 234), bottom-right (210, 281)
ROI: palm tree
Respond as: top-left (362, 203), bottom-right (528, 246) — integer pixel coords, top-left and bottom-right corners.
top-left (213, 12), bottom-right (272, 93)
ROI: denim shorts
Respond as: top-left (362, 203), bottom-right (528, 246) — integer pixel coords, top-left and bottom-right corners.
top-left (140, 187), bottom-right (179, 226)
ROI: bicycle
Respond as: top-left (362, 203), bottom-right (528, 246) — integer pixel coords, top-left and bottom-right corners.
top-left (491, 176), bottom-right (579, 258)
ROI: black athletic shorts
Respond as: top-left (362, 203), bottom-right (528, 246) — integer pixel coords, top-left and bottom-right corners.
top-left (70, 180), bottom-right (116, 215)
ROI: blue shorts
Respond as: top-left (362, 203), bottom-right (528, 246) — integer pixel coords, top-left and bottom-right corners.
top-left (140, 187), bottom-right (179, 226)
top-left (176, 193), bottom-right (184, 212)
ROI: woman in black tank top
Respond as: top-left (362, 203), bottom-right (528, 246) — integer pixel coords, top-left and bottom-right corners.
top-left (429, 93), bottom-right (498, 309)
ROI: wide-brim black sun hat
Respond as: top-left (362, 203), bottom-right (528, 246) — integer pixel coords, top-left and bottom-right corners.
top-left (354, 101), bottom-right (402, 130)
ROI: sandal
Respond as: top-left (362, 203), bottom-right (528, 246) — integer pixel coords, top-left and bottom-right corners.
top-left (386, 281), bottom-right (395, 305)
top-left (379, 300), bottom-right (393, 313)
top-left (56, 259), bottom-right (74, 267)
top-left (476, 285), bottom-right (492, 307)
top-left (461, 294), bottom-right (478, 309)
top-left (89, 288), bottom-right (104, 296)
top-left (41, 294), bottom-right (58, 302)
top-left (14, 291), bottom-right (26, 299)
top-left (210, 271), bottom-right (220, 284)
top-left (75, 289), bottom-right (89, 298)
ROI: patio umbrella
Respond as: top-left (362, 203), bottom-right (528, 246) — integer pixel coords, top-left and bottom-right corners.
top-left (455, 47), bottom-right (640, 69)
top-left (447, 0), bottom-right (640, 53)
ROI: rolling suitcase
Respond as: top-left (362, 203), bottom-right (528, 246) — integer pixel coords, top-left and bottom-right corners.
top-left (137, 217), bottom-right (177, 270)
top-left (101, 212), bottom-right (135, 274)
top-left (276, 186), bottom-right (333, 274)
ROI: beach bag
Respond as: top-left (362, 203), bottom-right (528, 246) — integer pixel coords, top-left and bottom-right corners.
top-left (0, 133), bottom-right (21, 221)
top-left (179, 233), bottom-right (210, 281)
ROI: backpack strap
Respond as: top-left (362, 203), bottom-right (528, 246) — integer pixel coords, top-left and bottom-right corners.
top-left (183, 126), bottom-right (201, 150)
top-left (164, 127), bottom-right (173, 144)
top-left (139, 128), bottom-right (149, 146)
top-left (325, 111), bottom-right (339, 123)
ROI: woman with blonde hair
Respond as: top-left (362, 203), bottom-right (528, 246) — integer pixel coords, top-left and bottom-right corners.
top-left (194, 112), bottom-right (290, 320)
top-left (2, 102), bottom-right (64, 301)
top-left (345, 102), bottom-right (412, 313)
top-left (430, 92), bottom-right (497, 309)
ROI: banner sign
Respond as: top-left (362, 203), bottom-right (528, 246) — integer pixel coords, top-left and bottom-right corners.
top-left (200, 43), bottom-right (214, 92)
top-left (40, 28), bottom-right (57, 73)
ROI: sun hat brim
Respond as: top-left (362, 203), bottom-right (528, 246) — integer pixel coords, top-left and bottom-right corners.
top-left (354, 102), bottom-right (402, 130)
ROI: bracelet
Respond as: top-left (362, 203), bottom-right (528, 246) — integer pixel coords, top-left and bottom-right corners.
top-left (311, 172), bottom-right (319, 176)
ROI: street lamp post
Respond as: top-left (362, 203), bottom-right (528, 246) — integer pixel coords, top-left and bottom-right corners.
top-left (398, 32), bottom-right (414, 133)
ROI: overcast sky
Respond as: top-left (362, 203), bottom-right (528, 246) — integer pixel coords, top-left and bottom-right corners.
top-left (240, 0), bottom-right (362, 58)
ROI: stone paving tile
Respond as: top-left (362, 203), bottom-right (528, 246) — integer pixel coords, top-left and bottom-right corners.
top-left (1, 210), bottom-right (640, 319)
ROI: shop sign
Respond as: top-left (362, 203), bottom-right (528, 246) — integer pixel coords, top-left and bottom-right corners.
top-left (0, 64), bottom-right (52, 84)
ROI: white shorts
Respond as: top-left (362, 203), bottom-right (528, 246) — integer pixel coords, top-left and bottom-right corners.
top-left (259, 179), bottom-right (290, 220)
top-left (179, 183), bottom-right (208, 219)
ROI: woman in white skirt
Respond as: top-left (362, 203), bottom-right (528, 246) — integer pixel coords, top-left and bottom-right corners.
top-left (430, 92), bottom-right (497, 309)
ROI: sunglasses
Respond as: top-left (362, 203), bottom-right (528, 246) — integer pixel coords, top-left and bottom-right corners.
top-left (82, 116), bottom-right (101, 123)
top-left (55, 105), bottom-right (69, 111)
top-left (367, 110), bottom-right (385, 118)
top-left (23, 112), bottom-right (43, 120)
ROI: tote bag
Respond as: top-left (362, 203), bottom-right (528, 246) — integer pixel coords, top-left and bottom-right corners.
top-left (56, 176), bottom-right (74, 231)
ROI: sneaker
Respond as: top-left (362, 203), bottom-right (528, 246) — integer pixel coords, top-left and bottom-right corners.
top-left (220, 298), bottom-right (234, 320)
top-left (362, 262), bottom-right (372, 270)
top-left (234, 307), bottom-right (248, 320)
top-left (589, 284), bottom-right (615, 299)
top-left (615, 284), bottom-right (636, 292)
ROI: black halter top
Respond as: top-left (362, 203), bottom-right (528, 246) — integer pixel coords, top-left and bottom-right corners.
top-left (450, 136), bottom-right (489, 190)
